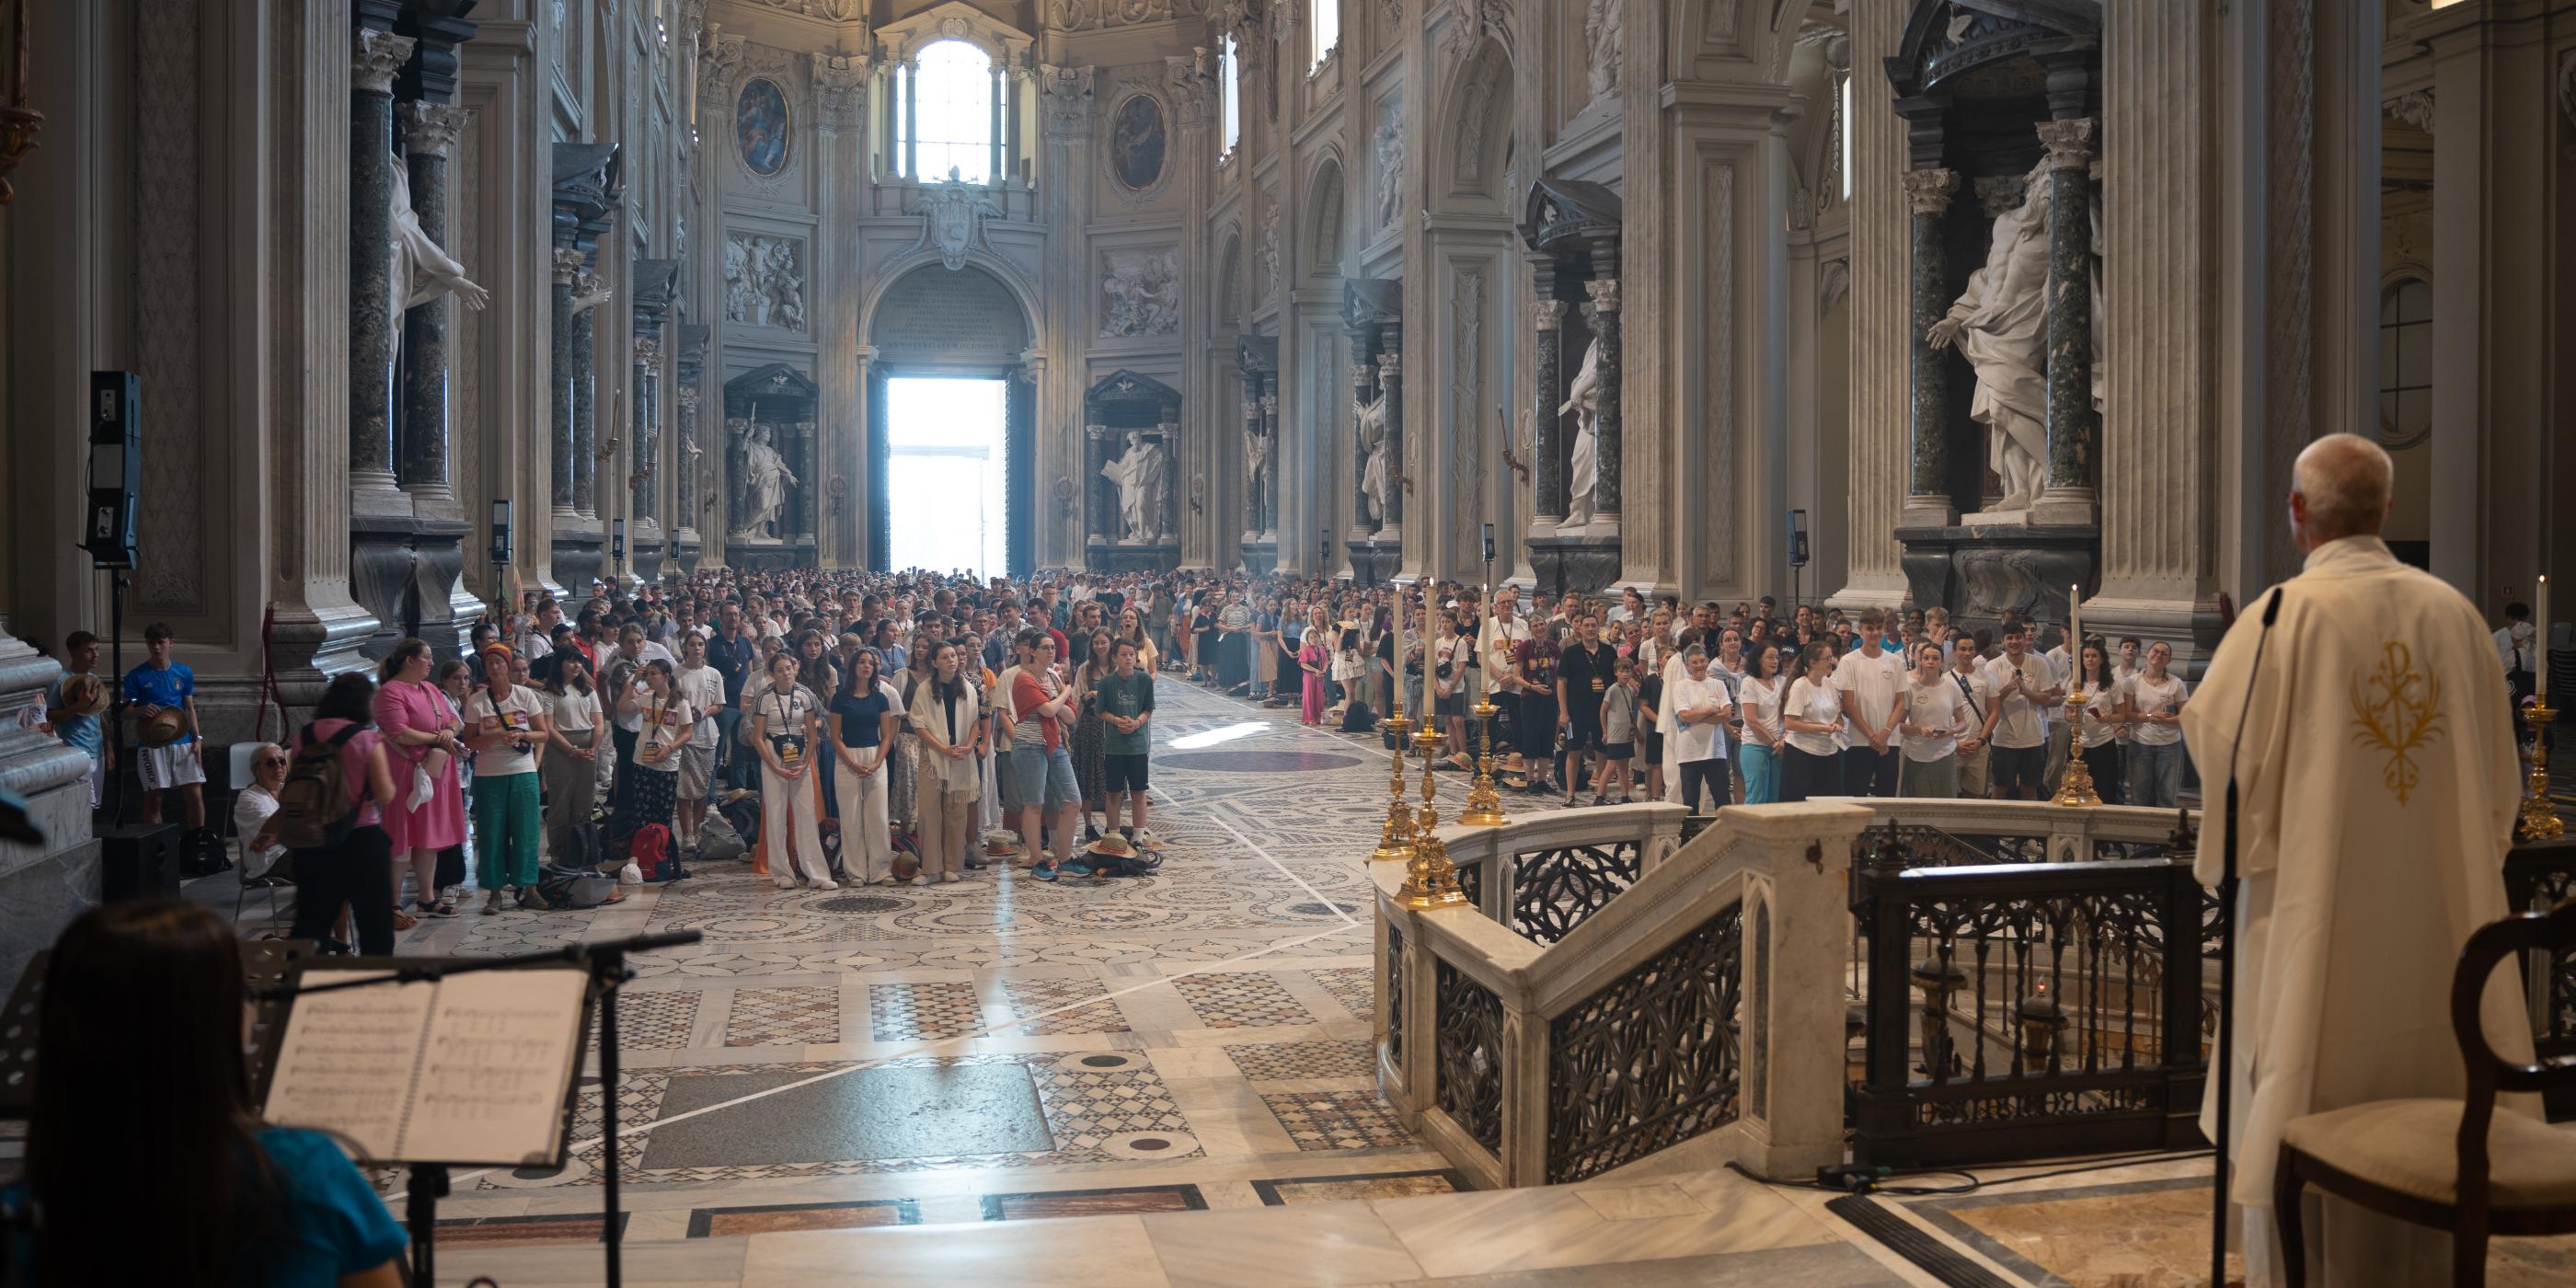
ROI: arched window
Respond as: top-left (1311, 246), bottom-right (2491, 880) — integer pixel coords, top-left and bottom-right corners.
top-left (897, 40), bottom-right (997, 184)
top-left (2377, 277), bottom-right (2432, 450)
top-left (1311, 0), bottom-right (1340, 71)
top-left (1220, 36), bottom-right (1242, 156)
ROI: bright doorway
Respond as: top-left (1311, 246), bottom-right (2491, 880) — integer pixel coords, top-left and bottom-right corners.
top-left (884, 376), bottom-right (1008, 577)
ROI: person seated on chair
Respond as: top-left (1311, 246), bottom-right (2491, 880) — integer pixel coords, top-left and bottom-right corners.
top-left (2, 901), bottom-right (408, 1287)
top-left (231, 742), bottom-right (291, 880)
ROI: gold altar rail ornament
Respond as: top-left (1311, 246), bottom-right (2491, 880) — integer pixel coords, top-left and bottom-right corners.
top-left (1397, 722), bottom-right (1468, 908)
top-left (1459, 697), bottom-right (1507, 827)
top-left (2051, 687), bottom-right (2102, 808)
top-left (1373, 711), bottom-right (1418, 861)
top-left (2520, 703), bottom-right (2562, 842)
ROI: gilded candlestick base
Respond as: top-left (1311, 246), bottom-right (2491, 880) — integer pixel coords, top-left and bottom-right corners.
top-left (1460, 698), bottom-right (1507, 827)
top-left (2052, 692), bottom-right (2101, 808)
top-left (2520, 704), bottom-right (2562, 842)
top-left (1397, 724), bottom-right (1467, 908)
top-left (1373, 713), bottom-right (1419, 860)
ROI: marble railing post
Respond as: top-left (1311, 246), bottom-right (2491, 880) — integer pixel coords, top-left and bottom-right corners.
top-left (1583, 269), bottom-right (1622, 524)
top-left (397, 101), bottom-right (466, 502)
top-left (2035, 118), bottom-right (2098, 520)
top-left (1379, 326), bottom-right (1405, 532)
top-left (549, 247), bottom-right (582, 518)
top-left (350, 29), bottom-right (416, 512)
top-left (1901, 167), bottom-right (1961, 527)
top-left (1531, 297), bottom-right (1567, 527)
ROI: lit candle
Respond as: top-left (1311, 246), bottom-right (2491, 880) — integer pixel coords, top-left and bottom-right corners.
top-left (2068, 584), bottom-right (2081, 661)
top-left (2539, 575), bottom-right (2551, 707)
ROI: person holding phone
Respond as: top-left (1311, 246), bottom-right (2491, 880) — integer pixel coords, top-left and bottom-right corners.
top-left (751, 651), bottom-right (834, 890)
top-left (466, 644), bottom-right (551, 909)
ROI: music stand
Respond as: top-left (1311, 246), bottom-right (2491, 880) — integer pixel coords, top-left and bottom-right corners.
top-left (0, 938), bottom-right (326, 1121)
top-left (254, 930), bottom-right (699, 1288)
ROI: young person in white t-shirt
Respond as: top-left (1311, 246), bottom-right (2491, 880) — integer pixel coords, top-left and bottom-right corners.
top-left (751, 651), bottom-right (834, 890)
top-left (1667, 647), bottom-right (1735, 812)
top-left (1898, 640), bottom-right (1972, 799)
top-left (2118, 640), bottom-right (2190, 807)
top-left (621, 660), bottom-right (698, 879)
top-left (1779, 643), bottom-right (1847, 802)
top-left (2070, 639), bottom-right (2126, 805)
top-left (1832, 608), bottom-right (1908, 797)
top-left (673, 632), bottom-right (728, 853)
top-left (466, 645), bottom-right (552, 909)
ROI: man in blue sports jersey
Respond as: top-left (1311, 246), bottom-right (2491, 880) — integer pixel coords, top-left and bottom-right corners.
top-left (122, 622), bottom-right (207, 830)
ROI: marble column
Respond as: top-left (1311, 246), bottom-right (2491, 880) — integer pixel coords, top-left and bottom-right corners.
top-left (1581, 274), bottom-right (1622, 523)
top-left (631, 335), bottom-right (661, 523)
top-left (1378, 328), bottom-right (1405, 531)
top-left (1351, 359), bottom-right (1378, 536)
top-left (1241, 371), bottom-right (1266, 539)
top-left (571, 274), bottom-right (601, 520)
top-left (1901, 167), bottom-right (1961, 527)
top-left (1259, 387), bottom-right (1281, 536)
top-left (549, 247), bottom-right (582, 517)
top-left (349, 29), bottom-right (417, 512)
top-left (397, 101), bottom-right (466, 503)
top-left (674, 322), bottom-right (708, 567)
top-left (2035, 118), bottom-right (2098, 516)
top-left (1531, 297), bottom-right (1567, 526)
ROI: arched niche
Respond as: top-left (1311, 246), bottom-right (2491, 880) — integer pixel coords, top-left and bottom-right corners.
top-left (1305, 155), bottom-right (1349, 279)
top-left (1084, 370), bottom-right (1183, 572)
top-left (863, 263), bottom-right (1039, 574)
top-left (1435, 38), bottom-right (1516, 212)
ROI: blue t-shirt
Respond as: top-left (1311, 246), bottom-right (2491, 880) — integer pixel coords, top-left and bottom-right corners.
top-left (45, 673), bottom-right (102, 755)
top-left (122, 661), bottom-right (196, 744)
top-left (830, 688), bottom-right (891, 749)
top-left (5, 1127), bottom-right (406, 1286)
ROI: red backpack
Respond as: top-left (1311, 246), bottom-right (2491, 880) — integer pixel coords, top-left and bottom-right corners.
top-left (630, 823), bottom-right (680, 882)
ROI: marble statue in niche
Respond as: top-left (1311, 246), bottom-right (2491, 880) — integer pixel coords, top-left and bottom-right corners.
top-left (1560, 336), bottom-right (1604, 527)
top-left (1100, 431), bottom-right (1170, 543)
top-left (735, 76), bottom-right (792, 178)
top-left (1356, 388), bottom-right (1392, 528)
top-left (1245, 423), bottom-right (1271, 535)
top-left (1100, 247), bottom-right (1182, 338)
top-left (1926, 156), bottom-right (2101, 514)
top-left (724, 233), bottom-right (807, 331)
top-left (730, 419), bottom-right (799, 540)
top-left (387, 155), bottom-right (489, 359)
top-left (1374, 102), bottom-right (1405, 230)
top-left (1110, 93), bottom-right (1168, 191)
top-left (1257, 203), bottom-right (1282, 294)
top-left (1583, 0), bottom-right (1623, 105)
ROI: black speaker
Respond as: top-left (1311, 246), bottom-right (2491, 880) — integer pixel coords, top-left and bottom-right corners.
top-left (98, 823), bottom-right (181, 903)
top-left (1787, 508), bottom-right (1811, 569)
top-left (85, 372), bottom-right (141, 569)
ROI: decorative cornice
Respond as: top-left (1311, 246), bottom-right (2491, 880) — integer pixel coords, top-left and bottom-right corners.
top-left (2383, 89), bottom-right (2435, 134)
top-left (2035, 117), bottom-right (2096, 168)
top-left (1052, 0), bottom-right (1208, 29)
top-left (1041, 63), bottom-right (1095, 138)
top-left (1167, 52), bottom-right (1215, 131)
top-left (353, 29), bottom-right (416, 96)
top-left (1900, 167), bottom-right (1959, 216)
top-left (397, 101), bottom-right (467, 158)
top-left (700, 29), bottom-right (747, 109)
top-left (812, 51), bottom-right (869, 132)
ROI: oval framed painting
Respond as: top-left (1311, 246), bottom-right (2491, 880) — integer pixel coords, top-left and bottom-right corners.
top-left (1110, 93), bottom-right (1167, 192)
top-left (735, 77), bottom-right (792, 178)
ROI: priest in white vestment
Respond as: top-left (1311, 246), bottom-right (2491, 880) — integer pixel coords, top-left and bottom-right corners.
top-left (2183, 433), bottom-right (2534, 1287)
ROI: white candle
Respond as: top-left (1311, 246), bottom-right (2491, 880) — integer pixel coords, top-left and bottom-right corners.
top-left (2069, 585), bottom-right (2081, 661)
top-left (2539, 575), bottom-right (2550, 707)
top-left (1393, 585), bottom-right (1407, 717)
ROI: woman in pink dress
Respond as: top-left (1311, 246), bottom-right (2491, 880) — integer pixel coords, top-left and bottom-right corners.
top-left (374, 638), bottom-right (467, 923)
top-left (1297, 606), bottom-right (1330, 726)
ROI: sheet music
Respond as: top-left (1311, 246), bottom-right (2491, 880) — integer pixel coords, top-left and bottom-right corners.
top-left (261, 971), bottom-right (434, 1160)
top-left (405, 971), bottom-right (588, 1165)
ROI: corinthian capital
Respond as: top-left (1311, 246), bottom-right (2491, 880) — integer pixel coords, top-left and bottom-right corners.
top-left (397, 102), bottom-right (467, 158)
top-left (1900, 167), bottom-right (1960, 216)
top-left (2034, 118), bottom-right (2096, 170)
top-left (353, 29), bottom-right (416, 96)
top-left (553, 247), bottom-right (589, 284)
top-left (812, 52), bottom-right (870, 133)
top-left (1533, 300), bottom-right (1565, 332)
top-left (1583, 278), bottom-right (1621, 314)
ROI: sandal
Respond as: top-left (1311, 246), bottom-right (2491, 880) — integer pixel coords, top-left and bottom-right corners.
top-left (428, 899), bottom-right (459, 917)
top-left (390, 909), bottom-right (420, 931)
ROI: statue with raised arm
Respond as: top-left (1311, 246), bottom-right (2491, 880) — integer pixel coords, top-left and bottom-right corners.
top-left (1245, 425), bottom-right (1272, 536)
top-left (1927, 157), bottom-right (2054, 512)
top-left (1356, 390), bottom-right (1391, 528)
top-left (730, 421), bottom-right (798, 540)
top-left (1560, 336), bottom-right (1604, 527)
top-left (388, 155), bottom-right (489, 360)
top-left (1099, 431), bottom-right (1168, 543)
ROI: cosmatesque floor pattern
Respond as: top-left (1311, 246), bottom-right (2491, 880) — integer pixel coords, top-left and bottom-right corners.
top-left (372, 677), bottom-right (1557, 1252)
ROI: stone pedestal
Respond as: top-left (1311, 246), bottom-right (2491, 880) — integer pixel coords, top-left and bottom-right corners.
top-left (1240, 538), bottom-right (1278, 577)
top-left (727, 540), bottom-right (820, 574)
top-left (552, 524), bottom-right (606, 597)
top-left (1528, 533), bottom-right (1624, 600)
top-left (1345, 538), bottom-right (1399, 588)
top-left (0, 634), bottom-right (100, 983)
top-left (1087, 539), bottom-right (1182, 576)
top-left (1895, 523), bottom-right (2099, 641)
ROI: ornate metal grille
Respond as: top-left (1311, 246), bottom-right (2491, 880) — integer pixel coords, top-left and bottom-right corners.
top-left (1851, 856), bottom-right (2210, 1167)
top-left (1386, 922), bottom-right (1406, 1073)
top-left (1433, 957), bottom-right (1505, 1156)
top-left (1456, 854), bottom-right (1484, 909)
top-left (1508, 841), bottom-right (1644, 944)
top-left (1544, 903), bottom-right (1745, 1183)
top-left (2506, 838), bottom-right (2576, 1120)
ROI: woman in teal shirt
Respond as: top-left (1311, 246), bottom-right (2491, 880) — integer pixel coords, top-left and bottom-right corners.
top-left (6, 902), bottom-right (407, 1287)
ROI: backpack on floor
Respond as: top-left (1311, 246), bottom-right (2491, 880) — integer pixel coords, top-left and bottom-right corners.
top-left (561, 820), bottom-right (603, 868)
top-left (631, 823), bottom-right (684, 883)
top-left (817, 817), bottom-right (845, 879)
top-left (719, 793), bottom-right (763, 846)
top-left (697, 812), bottom-right (748, 860)
top-left (274, 723), bottom-right (364, 851)
top-left (533, 864), bottom-right (618, 909)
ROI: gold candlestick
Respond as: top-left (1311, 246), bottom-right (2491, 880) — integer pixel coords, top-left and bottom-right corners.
top-left (2520, 703), bottom-right (2562, 841)
top-left (1459, 697), bottom-right (1507, 827)
top-left (2052, 688), bottom-right (2102, 808)
top-left (1372, 710), bottom-right (1418, 860)
top-left (1398, 723), bottom-right (1467, 907)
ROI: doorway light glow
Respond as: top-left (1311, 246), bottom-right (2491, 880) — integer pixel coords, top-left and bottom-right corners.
top-left (1168, 721), bottom-right (1269, 750)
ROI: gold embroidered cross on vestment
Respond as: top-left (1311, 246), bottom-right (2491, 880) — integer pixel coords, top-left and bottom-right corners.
top-left (2348, 639), bottom-right (2445, 806)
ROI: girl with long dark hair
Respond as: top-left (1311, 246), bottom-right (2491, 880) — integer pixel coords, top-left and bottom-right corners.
top-left (828, 648), bottom-right (900, 884)
top-left (540, 650), bottom-right (603, 869)
top-left (8, 902), bottom-right (407, 1286)
top-left (286, 673), bottom-right (400, 953)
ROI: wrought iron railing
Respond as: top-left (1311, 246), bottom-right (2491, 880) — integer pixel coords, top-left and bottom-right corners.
top-left (1849, 849), bottom-right (2211, 1168)
top-left (1376, 800), bottom-right (1869, 1190)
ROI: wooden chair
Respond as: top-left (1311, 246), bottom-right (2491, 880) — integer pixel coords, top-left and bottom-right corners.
top-left (2273, 898), bottom-right (2576, 1286)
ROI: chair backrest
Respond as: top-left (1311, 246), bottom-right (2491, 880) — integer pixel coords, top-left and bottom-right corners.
top-left (2450, 896), bottom-right (2576, 1211)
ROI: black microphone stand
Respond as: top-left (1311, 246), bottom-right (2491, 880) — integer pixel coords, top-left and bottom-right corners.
top-left (2212, 587), bottom-right (2283, 1287)
top-left (258, 930), bottom-right (701, 1288)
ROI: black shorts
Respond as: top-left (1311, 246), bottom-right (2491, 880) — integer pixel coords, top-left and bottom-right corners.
top-left (1990, 743), bottom-right (2045, 797)
top-left (1600, 742), bottom-right (1635, 761)
top-left (1564, 716), bottom-right (1603, 753)
top-left (1103, 753), bottom-right (1150, 794)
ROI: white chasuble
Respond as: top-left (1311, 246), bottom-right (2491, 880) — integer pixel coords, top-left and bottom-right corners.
top-left (2182, 535), bottom-right (2534, 1287)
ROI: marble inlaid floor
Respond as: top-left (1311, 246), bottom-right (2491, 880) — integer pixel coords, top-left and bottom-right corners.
top-left (295, 677), bottom-right (1584, 1258)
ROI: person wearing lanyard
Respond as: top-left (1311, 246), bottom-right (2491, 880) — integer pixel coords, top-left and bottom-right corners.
top-left (911, 642), bottom-right (985, 885)
top-left (751, 652), bottom-right (834, 890)
top-left (624, 660), bottom-right (697, 878)
top-left (828, 648), bottom-right (901, 885)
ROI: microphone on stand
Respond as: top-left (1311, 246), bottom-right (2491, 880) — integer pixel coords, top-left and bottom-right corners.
top-left (2212, 585), bottom-right (2283, 1287)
